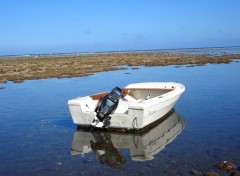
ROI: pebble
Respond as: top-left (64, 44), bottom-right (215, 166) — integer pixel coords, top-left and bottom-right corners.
top-left (217, 161), bottom-right (236, 171)
top-left (204, 171), bottom-right (219, 176)
top-left (56, 162), bottom-right (62, 165)
top-left (192, 169), bottom-right (201, 175)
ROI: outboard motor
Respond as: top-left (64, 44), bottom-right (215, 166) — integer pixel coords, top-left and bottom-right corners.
top-left (91, 87), bottom-right (123, 129)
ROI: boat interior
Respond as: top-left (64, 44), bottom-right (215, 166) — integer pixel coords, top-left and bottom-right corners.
top-left (123, 88), bottom-right (174, 101)
top-left (90, 87), bottom-right (175, 102)
top-left (80, 87), bottom-right (176, 114)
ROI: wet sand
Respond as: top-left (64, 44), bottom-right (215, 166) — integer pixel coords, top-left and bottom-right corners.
top-left (1, 52), bottom-right (240, 83)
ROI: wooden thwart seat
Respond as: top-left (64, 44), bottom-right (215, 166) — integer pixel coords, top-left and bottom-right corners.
top-left (90, 92), bottom-right (108, 100)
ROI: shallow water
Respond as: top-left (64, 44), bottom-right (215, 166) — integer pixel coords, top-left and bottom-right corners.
top-left (164, 46), bottom-right (240, 55)
top-left (0, 60), bottom-right (240, 175)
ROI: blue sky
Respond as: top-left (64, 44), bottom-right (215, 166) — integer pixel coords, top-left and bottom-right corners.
top-left (0, 0), bottom-right (240, 55)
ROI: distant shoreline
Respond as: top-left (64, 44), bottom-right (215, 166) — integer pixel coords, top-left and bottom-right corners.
top-left (0, 46), bottom-right (240, 59)
top-left (0, 49), bottom-right (240, 83)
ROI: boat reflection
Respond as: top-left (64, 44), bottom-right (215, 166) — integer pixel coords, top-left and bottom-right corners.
top-left (71, 109), bottom-right (185, 168)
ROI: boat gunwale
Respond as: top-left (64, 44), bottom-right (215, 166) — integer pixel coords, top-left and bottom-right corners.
top-left (123, 88), bottom-right (174, 91)
top-left (90, 88), bottom-right (175, 100)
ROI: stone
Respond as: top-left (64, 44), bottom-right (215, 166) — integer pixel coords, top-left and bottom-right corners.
top-left (192, 169), bottom-right (201, 175)
top-left (0, 79), bottom-right (7, 83)
top-left (204, 171), bottom-right (219, 176)
top-left (217, 161), bottom-right (236, 171)
top-left (231, 171), bottom-right (240, 176)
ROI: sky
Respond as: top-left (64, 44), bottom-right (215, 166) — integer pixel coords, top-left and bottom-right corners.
top-left (0, 0), bottom-right (240, 55)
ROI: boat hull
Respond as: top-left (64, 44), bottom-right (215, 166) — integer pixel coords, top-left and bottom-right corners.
top-left (68, 82), bottom-right (185, 130)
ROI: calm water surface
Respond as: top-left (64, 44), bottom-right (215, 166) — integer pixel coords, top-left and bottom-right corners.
top-left (0, 60), bottom-right (240, 176)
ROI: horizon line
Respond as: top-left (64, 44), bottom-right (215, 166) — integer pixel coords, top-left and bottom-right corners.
top-left (1, 45), bottom-right (240, 57)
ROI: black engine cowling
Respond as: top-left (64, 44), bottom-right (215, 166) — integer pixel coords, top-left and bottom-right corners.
top-left (94, 87), bottom-right (123, 127)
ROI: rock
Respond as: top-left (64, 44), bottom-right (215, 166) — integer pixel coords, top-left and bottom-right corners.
top-left (1, 52), bottom-right (240, 83)
top-left (186, 65), bottom-right (195, 67)
top-left (217, 161), bottom-right (236, 171)
top-left (146, 164), bottom-right (152, 168)
top-left (204, 171), bottom-right (219, 176)
top-left (192, 169), bottom-right (201, 175)
top-left (131, 67), bottom-right (139, 70)
top-left (231, 171), bottom-right (240, 176)
top-left (0, 79), bottom-right (7, 83)
top-left (13, 80), bottom-right (24, 83)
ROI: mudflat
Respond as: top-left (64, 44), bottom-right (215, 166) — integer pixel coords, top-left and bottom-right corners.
top-left (0, 51), bottom-right (240, 83)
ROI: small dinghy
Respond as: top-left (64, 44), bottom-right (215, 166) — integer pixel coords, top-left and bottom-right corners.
top-left (68, 82), bottom-right (185, 131)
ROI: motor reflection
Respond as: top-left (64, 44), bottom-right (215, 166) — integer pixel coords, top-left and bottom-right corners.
top-left (71, 110), bottom-right (185, 169)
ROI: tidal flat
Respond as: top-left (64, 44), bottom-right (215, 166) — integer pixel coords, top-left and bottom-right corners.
top-left (1, 48), bottom-right (240, 83)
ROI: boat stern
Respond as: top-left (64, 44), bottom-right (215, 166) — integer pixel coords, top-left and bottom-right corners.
top-left (68, 97), bottom-right (96, 126)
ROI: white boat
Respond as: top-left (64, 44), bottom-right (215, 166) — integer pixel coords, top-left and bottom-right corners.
top-left (71, 110), bottom-right (185, 166)
top-left (68, 82), bottom-right (185, 130)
